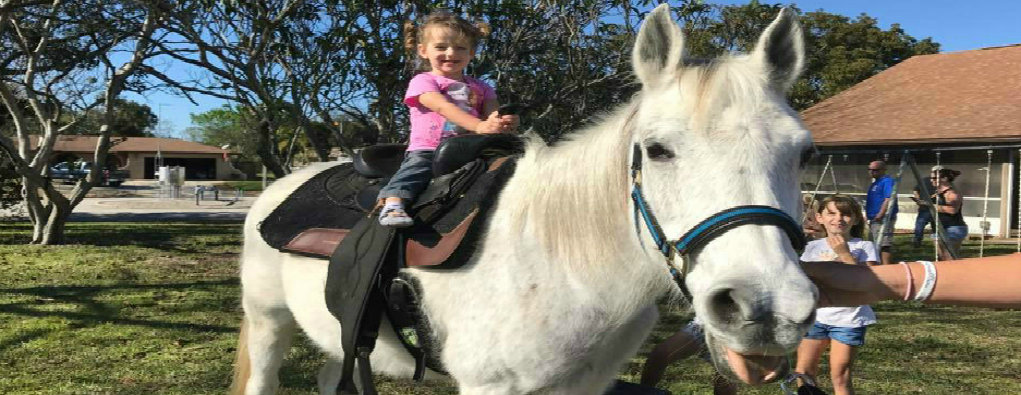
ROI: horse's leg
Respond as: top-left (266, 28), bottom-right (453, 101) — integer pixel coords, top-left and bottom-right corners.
top-left (241, 293), bottom-right (297, 395)
top-left (239, 235), bottom-right (298, 395)
top-left (316, 357), bottom-right (343, 395)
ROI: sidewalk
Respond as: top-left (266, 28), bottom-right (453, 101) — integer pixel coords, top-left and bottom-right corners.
top-left (68, 197), bottom-right (253, 222)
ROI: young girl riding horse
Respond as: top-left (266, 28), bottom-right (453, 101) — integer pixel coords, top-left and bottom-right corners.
top-left (378, 10), bottom-right (519, 227)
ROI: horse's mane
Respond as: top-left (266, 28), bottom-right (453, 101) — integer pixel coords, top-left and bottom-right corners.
top-left (503, 102), bottom-right (636, 272)
top-left (503, 55), bottom-right (772, 276)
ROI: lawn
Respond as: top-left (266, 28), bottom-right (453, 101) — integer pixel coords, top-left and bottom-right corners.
top-left (0, 222), bottom-right (1018, 395)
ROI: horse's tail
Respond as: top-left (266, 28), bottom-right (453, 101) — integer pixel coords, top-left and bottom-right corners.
top-left (229, 317), bottom-right (250, 395)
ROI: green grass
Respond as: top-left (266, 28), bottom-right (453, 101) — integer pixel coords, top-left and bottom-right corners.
top-left (0, 223), bottom-right (1018, 394)
top-left (212, 180), bottom-right (273, 192)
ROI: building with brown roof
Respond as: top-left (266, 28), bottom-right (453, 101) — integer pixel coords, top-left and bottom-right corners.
top-left (30, 135), bottom-right (242, 180)
top-left (800, 44), bottom-right (1021, 238)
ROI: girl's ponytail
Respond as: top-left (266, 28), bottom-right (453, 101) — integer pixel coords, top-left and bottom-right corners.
top-left (475, 20), bottom-right (491, 38)
top-left (403, 19), bottom-right (418, 54)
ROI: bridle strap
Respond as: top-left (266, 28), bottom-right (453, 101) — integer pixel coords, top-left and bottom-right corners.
top-left (674, 206), bottom-right (807, 256)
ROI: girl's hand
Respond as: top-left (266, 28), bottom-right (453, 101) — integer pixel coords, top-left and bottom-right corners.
top-left (474, 112), bottom-right (504, 134)
top-left (826, 233), bottom-right (856, 264)
top-left (826, 233), bottom-right (848, 253)
top-left (499, 114), bottom-right (520, 133)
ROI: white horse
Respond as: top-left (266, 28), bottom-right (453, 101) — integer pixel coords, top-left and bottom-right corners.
top-left (231, 5), bottom-right (818, 395)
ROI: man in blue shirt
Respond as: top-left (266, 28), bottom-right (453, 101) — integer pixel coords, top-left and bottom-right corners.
top-left (866, 160), bottom-right (897, 265)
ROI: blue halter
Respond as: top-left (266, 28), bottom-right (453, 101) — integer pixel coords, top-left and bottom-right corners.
top-left (629, 144), bottom-right (807, 297)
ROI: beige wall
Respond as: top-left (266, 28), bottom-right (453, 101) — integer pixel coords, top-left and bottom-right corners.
top-left (124, 152), bottom-right (236, 180)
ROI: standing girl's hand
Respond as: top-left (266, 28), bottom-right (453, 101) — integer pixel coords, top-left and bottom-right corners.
top-left (826, 233), bottom-right (856, 264)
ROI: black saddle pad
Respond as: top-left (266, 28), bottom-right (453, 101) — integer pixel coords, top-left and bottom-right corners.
top-left (258, 157), bottom-right (519, 264)
top-left (258, 162), bottom-right (370, 251)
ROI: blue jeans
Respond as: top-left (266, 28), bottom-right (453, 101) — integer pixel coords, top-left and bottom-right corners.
top-left (378, 150), bottom-right (435, 202)
top-left (944, 225), bottom-right (969, 242)
top-left (914, 208), bottom-right (933, 243)
top-left (804, 322), bottom-right (868, 346)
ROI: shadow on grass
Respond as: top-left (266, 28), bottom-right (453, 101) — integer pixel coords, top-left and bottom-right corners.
top-left (0, 221), bottom-right (244, 254)
top-left (0, 279), bottom-right (240, 352)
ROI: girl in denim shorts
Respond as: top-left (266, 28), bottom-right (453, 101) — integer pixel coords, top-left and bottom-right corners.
top-left (796, 195), bottom-right (878, 395)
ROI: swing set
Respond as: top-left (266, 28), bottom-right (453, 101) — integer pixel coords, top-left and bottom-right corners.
top-left (804, 148), bottom-right (1021, 261)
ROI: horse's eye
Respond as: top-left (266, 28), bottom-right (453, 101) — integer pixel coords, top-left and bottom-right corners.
top-left (646, 143), bottom-right (675, 160)
top-left (799, 147), bottom-right (817, 169)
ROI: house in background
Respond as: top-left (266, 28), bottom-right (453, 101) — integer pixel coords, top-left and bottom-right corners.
top-left (30, 135), bottom-right (242, 180)
top-left (800, 44), bottom-right (1021, 238)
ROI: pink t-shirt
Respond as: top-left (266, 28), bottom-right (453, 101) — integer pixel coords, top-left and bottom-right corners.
top-left (404, 73), bottom-right (497, 151)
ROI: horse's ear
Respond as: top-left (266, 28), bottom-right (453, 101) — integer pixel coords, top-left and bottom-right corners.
top-left (632, 4), bottom-right (684, 86)
top-left (751, 8), bottom-right (805, 91)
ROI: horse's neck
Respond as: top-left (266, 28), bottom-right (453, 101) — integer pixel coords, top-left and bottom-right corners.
top-left (492, 107), bottom-right (674, 310)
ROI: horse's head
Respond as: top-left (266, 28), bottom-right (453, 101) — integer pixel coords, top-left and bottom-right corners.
top-left (630, 5), bottom-right (817, 384)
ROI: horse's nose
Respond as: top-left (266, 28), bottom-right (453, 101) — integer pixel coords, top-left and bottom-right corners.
top-left (700, 279), bottom-right (817, 345)
top-left (704, 284), bottom-right (768, 324)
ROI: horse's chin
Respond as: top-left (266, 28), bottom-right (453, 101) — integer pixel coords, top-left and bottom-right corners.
top-left (705, 332), bottom-right (790, 385)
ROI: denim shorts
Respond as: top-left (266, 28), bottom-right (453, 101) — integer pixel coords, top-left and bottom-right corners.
top-left (944, 225), bottom-right (969, 242)
top-left (804, 322), bottom-right (867, 346)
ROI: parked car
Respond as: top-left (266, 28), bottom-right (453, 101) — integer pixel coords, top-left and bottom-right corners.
top-left (48, 162), bottom-right (128, 187)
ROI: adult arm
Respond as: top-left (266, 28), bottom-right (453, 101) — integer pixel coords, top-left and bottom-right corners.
top-left (912, 188), bottom-right (925, 206)
top-left (803, 253), bottom-right (1021, 308)
top-left (874, 197), bottom-right (891, 221)
top-left (936, 189), bottom-right (962, 215)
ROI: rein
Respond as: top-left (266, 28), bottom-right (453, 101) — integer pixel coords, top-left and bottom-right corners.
top-left (629, 144), bottom-right (807, 299)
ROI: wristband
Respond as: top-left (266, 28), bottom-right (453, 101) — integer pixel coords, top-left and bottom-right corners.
top-left (913, 261), bottom-right (937, 302)
top-left (899, 262), bottom-right (914, 301)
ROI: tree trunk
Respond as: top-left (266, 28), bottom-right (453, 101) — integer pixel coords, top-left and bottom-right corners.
top-left (39, 205), bottom-right (70, 245)
top-left (24, 176), bottom-right (72, 245)
top-left (301, 122), bottom-right (330, 162)
top-left (254, 118), bottom-right (288, 178)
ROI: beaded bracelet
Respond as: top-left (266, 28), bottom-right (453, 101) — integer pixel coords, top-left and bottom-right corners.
top-left (899, 262), bottom-right (914, 301)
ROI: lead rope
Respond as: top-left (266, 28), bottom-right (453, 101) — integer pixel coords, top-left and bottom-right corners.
top-left (780, 372), bottom-right (824, 395)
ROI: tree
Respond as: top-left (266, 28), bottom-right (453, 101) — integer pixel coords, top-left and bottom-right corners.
top-left (186, 105), bottom-right (258, 162)
top-left (66, 98), bottom-right (158, 137)
top-left (0, 0), bottom-right (161, 244)
top-left (0, 150), bottom-right (20, 211)
top-left (274, 0), bottom-right (363, 159)
top-left (151, 0), bottom-right (304, 179)
top-left (792, 9), bottom-right (939, 110)
top-left (661, 1), bottom-right (940, 111)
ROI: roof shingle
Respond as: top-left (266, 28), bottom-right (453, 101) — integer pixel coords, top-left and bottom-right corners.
top-left (801, 45), bottom-right (1021, 146)
top-left (28, 136), bottom-right (229, 154)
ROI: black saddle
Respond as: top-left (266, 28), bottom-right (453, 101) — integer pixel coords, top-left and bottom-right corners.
top-left (258, 134), bottom-right (524, 260)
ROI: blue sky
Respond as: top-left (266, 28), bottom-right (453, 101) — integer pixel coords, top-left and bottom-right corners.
top-left (127, 0), bottom-right (1020, 140)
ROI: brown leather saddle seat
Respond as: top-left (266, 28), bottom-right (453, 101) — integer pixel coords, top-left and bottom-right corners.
top-left (258, 134), bottom-right (523, 268)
